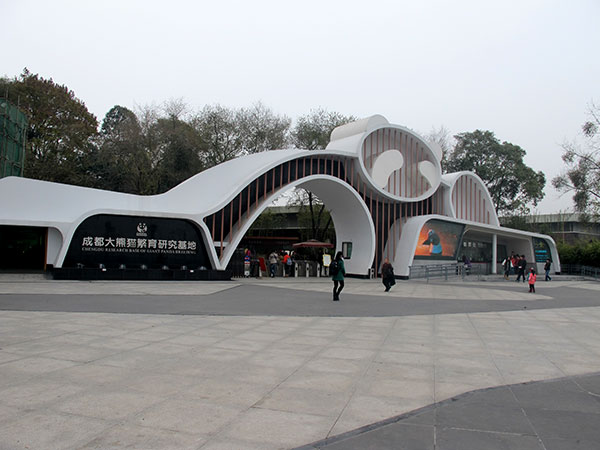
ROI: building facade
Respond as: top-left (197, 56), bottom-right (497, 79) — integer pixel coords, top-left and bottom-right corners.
top-left (0, 115), bottom-right (560, 277)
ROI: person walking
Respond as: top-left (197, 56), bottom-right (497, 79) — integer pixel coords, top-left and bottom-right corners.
top-left (381, 258), bottom-right (395, 292)
top-left (268, 251), bottom-right (279, 277)
top-left (502, 257), bottom-right (511, 280)
top-left (330, 251), bottom-right (345, 301)
top-left (544, 259), bottom-right (552, 281)
top-left (528, 268), bottom-right (537, 293)
top-left (516, 255), bottom-right (527, 282)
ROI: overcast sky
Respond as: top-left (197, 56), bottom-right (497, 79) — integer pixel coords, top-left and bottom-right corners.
top-left (2, 0), bottom-right (599, 214)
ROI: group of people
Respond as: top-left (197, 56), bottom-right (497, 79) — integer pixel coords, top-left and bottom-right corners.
top-left (502, 253), bottom-right (529, 282)
top-left (267, 250), bottom-right (296, 277)
top-left (502, 252), bottom-right (553, 293)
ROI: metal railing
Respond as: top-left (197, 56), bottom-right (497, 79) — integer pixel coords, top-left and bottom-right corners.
top-left (559, 264), bottom-right (600, 280)
top-left (409, 262), bottom-right (489, 281)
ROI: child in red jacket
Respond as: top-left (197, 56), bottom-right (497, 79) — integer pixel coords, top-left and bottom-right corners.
top-left (528, 268), bottom-right (537, 293)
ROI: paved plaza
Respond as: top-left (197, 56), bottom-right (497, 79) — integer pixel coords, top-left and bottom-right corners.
top-left (1, 275), bottom-right (600, 449)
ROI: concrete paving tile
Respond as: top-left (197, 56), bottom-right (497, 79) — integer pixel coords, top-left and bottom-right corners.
top-left (224, 407), bottom-right (334, 446)
top-left (236, 330), bottom-right (289, 342)
top-left (436, 428), bottom-right (544, 450)
top-left (330, 338), bottom-right (383, 349)
top-left (265, 341), bottom-right (320, 356)
top-left (199, 437), bottom-right (274, 450)
top-left (163, 334), bottom-right (222, 347)
top-left (435, 365), bottom-right (504, 386)
top-left (320, 347), bottom-right (376, 361)
top-left (0, 350), bottom-right (23, 364)
top-left (41, 344), bottom-right (122, 363)
top-left (436, 401), bottom-right (534, 435)
top-left (182, 378), bottom-right (272, 407)
top-left (0, 404), bottom-right (16, 424)
top-left (91, 349), bottom-right (172, 369)
top-left (364, 361), bottom-right (433, 382)
top-left (511, 379), bottom-right (600, 413)
top-left (0, 355), bottom-right (80, 376)
top-left (53, 389), bottom-right (163, 420)
top-left (196, 347), bottom-right (251, 361)
top-left (357, 377), bottom-right (434, 401)
top-left (49, 362), bottom-right (135, 387)
top-left (124, 372), bottom-right (197, 396)
top-left (539, 437), bottom-right (600, 450)
top-left (331, 395), bottom-right (430, 436)
top-left (435, 381), bottom-right (495, 402)
top-left (375, 350), bottom-right (434, 366)
top-left (137, 341), bottom-right (195, 355)
top-left (245, 351), bottom-right (308, 369)
top-left (524, 408), bottom-right (600, 442)
top-left (78, 423), bottom-right (207, 450)
top-left (0, 378), bottom-right (84, 408)
top-left (324, 423), bottom-right (434, 450)
top-left (282, 368), bottom-right (356, 392)
top-left (575, 373), bottom-right (600, 395)
top-left (303, 357), bottom-right (366, 374)
top-left (257, 386), bottom-right (351, 417)
top-left (134, 398), bottom-right (241, 435)
top-left (0, 411), bottom-right (111, 450)
top-left (214, 338), bottom-right (270, 352)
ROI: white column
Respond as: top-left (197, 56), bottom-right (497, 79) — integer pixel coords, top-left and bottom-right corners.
top-left (492, 234), bottom-right (497, 274)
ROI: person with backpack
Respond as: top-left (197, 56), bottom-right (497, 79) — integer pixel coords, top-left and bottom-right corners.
top-left (330, 251), bottom-right (345, 301)
top-left (381, 258), bottom-right (395, 292)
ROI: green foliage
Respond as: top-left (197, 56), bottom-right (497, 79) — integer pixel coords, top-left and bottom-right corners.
top-left (446, 130), bottom-right (545, 216)
top-left (553, 103), bottom-right (600, 216)
top-left (557, 240), bottom-right (600, 267)
top-left (0, 69), bottom-right (98, 186)
top-left (90, 105), bottom-right (153, 194)
top-left (248, 210), bottom-right (287, 236)
top-left (192, 102), bottom-right (291, 168)
top-left (292, 108), bottom-right (356, 150)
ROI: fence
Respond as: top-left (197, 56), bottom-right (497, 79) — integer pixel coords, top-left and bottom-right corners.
top-left (559, 264), bottom-right (600, 281)
top-left (409, 262), bottom-right (490, 281)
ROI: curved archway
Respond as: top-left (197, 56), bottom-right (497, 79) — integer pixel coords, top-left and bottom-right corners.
top-left (217, 175), bottom-right (375, 275)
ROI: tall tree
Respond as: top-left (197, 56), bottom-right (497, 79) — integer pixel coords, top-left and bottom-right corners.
top-left (152, 114), bottom-right (204, 193)
top-left (286, 108), bottom-right (356, 242)
top-left (0, 69), bottom-right (98, 185)
top-left (446, 130), bottom-right (545, 215)
top-left (237, 102), bottom-right (291, 154)
top-left (292, 108), bottom-right (356, 150)
top-left (424, 125), bottom-right (453, 172)
top-left (90, 105), bottom-right (153, 194)
top-left (192, 104), bottom-right (241, 168)
top-left (553, 103), bottom-right (600, 216)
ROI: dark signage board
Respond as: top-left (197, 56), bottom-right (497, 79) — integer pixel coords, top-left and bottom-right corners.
top-left (63, 214), bottom-right (212, 270)
top-left (533, 237), bottom-right (552, 263)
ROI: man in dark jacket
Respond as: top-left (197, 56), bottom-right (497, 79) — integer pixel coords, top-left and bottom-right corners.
top-left (516, 255), bottom-right (527, 283)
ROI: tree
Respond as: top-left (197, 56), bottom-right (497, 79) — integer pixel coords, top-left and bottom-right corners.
top-left (0, 69), bottom-right (98, 185)
top-left (90, 105), bottom-right (153, 194)
top-left (192, 104), bottom-right (242, 168)
top-left (288, 189), bottom-right (334, 243)
top-left (553, 103), bottom-right (600, 216)
top-left (237, 102), bottom-right (291, 154)
top-left (446, 130), bottom-right (545, 216)
top-left (424, 125), bottom-right (453, 172)
top-left (152, 113), bottom-right (204, 193)
top-left (292, 108), bottom-right (357, 150)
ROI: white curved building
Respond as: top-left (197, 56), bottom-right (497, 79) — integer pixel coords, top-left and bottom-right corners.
top-left (0, 115), bottom-right (560, 278)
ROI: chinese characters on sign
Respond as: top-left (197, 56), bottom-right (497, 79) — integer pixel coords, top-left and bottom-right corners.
top-left (81, 236), bottom-right (197, 254)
